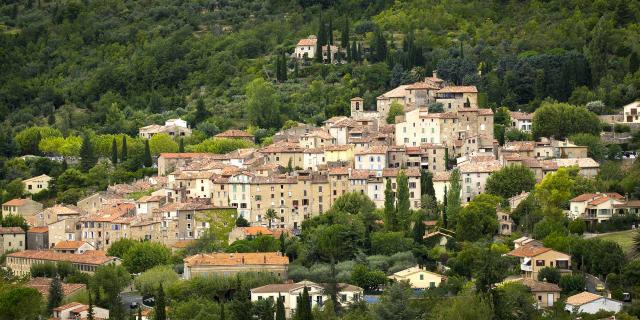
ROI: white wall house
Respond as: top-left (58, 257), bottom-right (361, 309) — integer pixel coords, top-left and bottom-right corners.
top-left (565, 292), bottom-right (623, 314)
top-left (622, 101), bottom-right (640, 124)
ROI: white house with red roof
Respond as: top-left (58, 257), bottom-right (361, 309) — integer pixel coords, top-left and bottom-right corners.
top-left (294, 36), bottom-right (317, 59)
top-left (569, 192), bottom-right (626, 223)
top-left (52, 302), bottom-right (109, 320)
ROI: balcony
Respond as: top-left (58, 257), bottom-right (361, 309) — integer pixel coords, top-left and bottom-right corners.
top-left (521, 258), bottom-right (533, 272)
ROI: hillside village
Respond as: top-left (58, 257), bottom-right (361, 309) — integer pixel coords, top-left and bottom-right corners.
top-left (3, 69), bottom-right (640, 319)
top-left (2, 0), bottom-right (640, 319)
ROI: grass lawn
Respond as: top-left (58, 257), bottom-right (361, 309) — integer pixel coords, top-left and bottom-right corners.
top-left (594, 229), bottom-right (637, 256)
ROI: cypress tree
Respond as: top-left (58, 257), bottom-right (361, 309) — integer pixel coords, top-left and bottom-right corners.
top-left (279, 233), bottom-right (286, 255)
top-left (295, 287), bottom-right (312, 320)
top-left (281, 51), bottom-right (288, 81)
top-left (47, 276), bottom-right (63, 314)
top-left (111, 138), bottom-right (118, 165)
top-left (446, 169), bottom-right (461, 226)
top-left (396, 170), bottom-right (411, 231)
top-left (630, 51), bottom-right (640, 74)
top-left (444, 148), bottom-right (449, 170)
top-left (293, 61), bottom-right (299, 78)
top-left (327, 44), bottom-right (332, 64)
top-left (383, 178), bottom-right (396, 231)
top-left (179, 138), bottom-right (184, 153)
top-left (121, 135), bottom-right (128, 161)
top-left (275, 53), bottom-right (281, 82)
top-left (88, 290), bottom-right (95, 320)
top-left (351, 40), bottom-right (358, 62)
top-left (275, 296), bottom-right (285, 320)
top-left (48, 106), bottom-right (56, 125)
top-left (143, 140), bottom-right (152, 168)
top-left (194, 97), bottom-right (209, 125)
top-left (412, 212), bottom-right (426, 244)
top-left (420, 169), bottom-right (435, 196)
top-left (443, 186), bottom-right (448, 228)
top-left (315, 15), bottom-right (324, 63)
top-left (220, 302), bottom-right (225, 320)
top-left (328, 16), bottom-right (333, 45)
top-left (80, 133), bottom-right (96, 172)
top-left (155, 283), bottom-right (167, 320)
top-left (341, 17), bottom-right (349, 49)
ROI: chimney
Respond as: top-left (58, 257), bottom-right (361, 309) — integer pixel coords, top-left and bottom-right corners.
top-left (432, 70), bottom-right (438, 79)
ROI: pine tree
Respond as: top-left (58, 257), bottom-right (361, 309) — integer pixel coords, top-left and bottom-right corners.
top-left (121, 135), bottom-right (128, 161)
top-left (47, 276), bottom-right (63, 314)
top-left (111, 138), bottom-right (118, 165)
top-left (179, 138), bottom-right (184, 153)
top-left (396, 170), bottom-right (411, 231)
top-left (275, 296), bottom-right (285, 320)
top-left (143, 140), bottom-right (152, 168)
top-left (80, 133), bottom-right (96, 172)
top-left (155, 283), bottom-right (167, 320)
top-left (383, 178), bottom-right (397, 231)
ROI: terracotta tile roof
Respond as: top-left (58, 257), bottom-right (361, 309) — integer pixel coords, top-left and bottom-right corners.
top-left (554, 158), bottom-right (600, 169)
top-left (239, 226), bottom-right (273, 236)
top-left (378, 85), bottom-right (409, 99)
top-left (423, 112), bottom-right (458, 119)
top-left (355, 145), bottom-right (387, 155)
top-left (171, 240), bottom-right (195, 249)
top-left (28, 226), bottom-right (48, 233)
top-left (382, 168), bottom-right (420, 177)
top-left (406, 81), bottom-right (439, 90)
top-left (8, 250), bottom-right (116, 265)
top-left (510, 111), bottom-right (533, 120)
top-left (160, 152), bottom-right (224, 159)
top-left (53, 241), bottom-right (88, 250)
top-left (184, 252), bottom-right (289, 267)
top-left (53, 302), bottom-right (84, 312)
top-left (27, 278), bottom-right (86, 298)
top-left (215, 130), bottom-right (254, 138)
top-left (432, 171), bottom-right (451, 182)
top-left (137, 195), bottom-right (164, 203)
top-left (297, 38), bottom-right (317, 46)
top-left (42, 205), bottom-right (83, 216)
top-left (324, 145), bottom-right (351, 152)
top-left (2, 198), bottom-right (29, 206)
top-left (478, 108), bottom-right (494, 116)
top-left (328, 167), bottom-right (350, 175)
top-left (251, 281), bottom-right (362, 294)
top-left (458, 160), bottom-right (502, 173)
top-left (259, 141), bottom-right (303, 153)
top-left (349, 170), bottom-right (372, 180)
top-left (436, 86), bottom-right (478, 93)
top-left (520, 278), bottom-right (561, 292)
top-left (507, 245), bottom-right (552, 258)
top-left (80, 203), bottom-right (134, 222)
top-left (566, 292), bottom-right (605, 306)
top-left (0, 227), bottom-right (25, 234)
top-left (23, 174), bottom-right (52, 182)
top-left (503, 141), bottom-right (536, 152)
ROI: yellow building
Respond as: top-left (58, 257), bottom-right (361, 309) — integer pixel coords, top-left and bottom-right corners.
top-left (324, 145), bottom-right (354, 164)
top-left (388, 266), bottom-right (445, 289)
top-left (507, 245), bottom-right (571, 280)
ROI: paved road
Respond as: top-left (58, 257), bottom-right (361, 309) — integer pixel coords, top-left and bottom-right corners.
top-left (120, 291), bottom-right (143, 311)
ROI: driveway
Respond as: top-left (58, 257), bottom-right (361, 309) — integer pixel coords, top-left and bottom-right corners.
top-left (120, 291), bottom-right (143, 311)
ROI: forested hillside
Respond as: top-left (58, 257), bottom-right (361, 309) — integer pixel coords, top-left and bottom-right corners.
top-left (0, 0), bottom-right (639, 150)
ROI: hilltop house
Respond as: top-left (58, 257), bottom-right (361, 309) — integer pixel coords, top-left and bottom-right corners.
top-left (139, 118), bottom-right (191, 139)
top-left (0, 227), bottom-right (26, 254)
top-left (22, 174), bottom-right (52, 194)
top-left (183, 252), bottom-right (289, 280)
top-left (294, 36), bottom-right (317, 59)
top-left (388, 266), bottom-right (445, 289)
top-left (622, 101), bottom-right (640, 124)
top-left (569, 193), bottom-right (626, 226)
top-left (251, 281), bottom-right (363, 318)
top-left (507, 245), bottom-right (571, 280)
top-left (1, 198), bottom-right (43, 218)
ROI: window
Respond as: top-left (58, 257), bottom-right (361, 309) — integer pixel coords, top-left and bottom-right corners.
top-left (419, 274), bottom-right (424, 280)
top-left (535, 260), bottom-right (545, 267)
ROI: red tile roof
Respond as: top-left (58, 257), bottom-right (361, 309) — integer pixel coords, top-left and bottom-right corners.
top-left (297, 38), bottom-right (317, 46)
top-left (0, 227), bottom-right (25, 234)
top-left (28, 226), bottom-right (49, 233)
top-left (507, 245), bottom-right (552, 258)
top-left (436, 86), bottom-right (478, 93)
top-left (8, 250), bottom-right (116, 265)
top-left (54, 241), bottom-right (88, 250)
top-left (184, 252), bottom-right (289, 267)
top-left (215, 130), bottom-right (254, 138)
